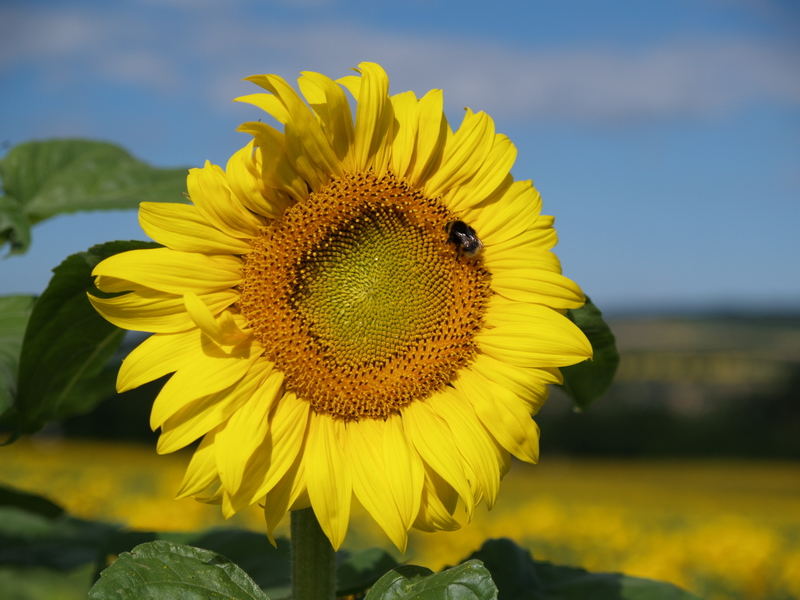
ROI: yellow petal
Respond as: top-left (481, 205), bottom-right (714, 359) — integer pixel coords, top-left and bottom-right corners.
top-left (446, 134), bottom-right (517, 213)
top-left (336, 75), bottom-right (360, 98)
top-left (491, 266), bottom-right (586, 309)
top-left (389, 90), bottom-right (418, 178)
top-left (117, 329), bottom-right (200, 392)
top-left (346, 419), bottom-right (408, 551)
top-left (460, 180), bottom-right (542, 247)
top-left (350, 62), bottom-right (392, 171)
top-left (245, 73), bottom-right (340, 186)
top-left (298, 70), bottom-right (354, 160)
top-left (381, 415), bottom-right (424, 536)
top-left (305, 415), bottom-right (352, 549)
top-left (176, 427), bottom-right (220, 498)
top-left (225, 142), bottom-right (290, 220)
top-left (413, 470), bottom-right (460, 532)
top-left (89, 288), bottom-right (237, 334)
top-left (402, 399), bottom-right (474, 515)
top-left (237, 121), bottom-right (307, 202)
top-left (150, 341), bottom-right (262, 430)
top-left (484, 249), bottom-right (562, 276)
top-left (235, 92), bottom-right (289, 123)
top-left (455, 368), bottom-right (540, 463)
top-left (409, 89), bottom-right (446, 185)
top-left (477, 300), bottom-right (592, 368)
top-left (187, 162), bottom-right (262, 239)
top-left (486, 220), bottom-right (558, 256)
top-left (183, 293), bottom-right (248, 347)
top-left (92, 248), bottom-right (241, 295)
top-left (263, 452), bottom-right (305, 543)
top-left (470, 352), bottom-right (561, 403)
top-left (427, 389), bottom-right (502, 507)
top-left (156, 360), bottom-right (266, 454)
top-left (249, 390), bottom-right (309, 505)
top-left (214, 369), bottom-right (283, 503)
top-left (423, 109), bottom-right (494, 198)
top-left (138, 202), bottom-right (252, 255)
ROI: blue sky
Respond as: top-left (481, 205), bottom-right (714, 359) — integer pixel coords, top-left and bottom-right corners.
top-left (1, 0), bottom-right (798, 312)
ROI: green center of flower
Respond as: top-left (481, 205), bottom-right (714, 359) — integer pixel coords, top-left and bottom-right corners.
top-left (292, 206), bottom-right (448, 366)
top-left (239, 171), bottom-right (491, 421)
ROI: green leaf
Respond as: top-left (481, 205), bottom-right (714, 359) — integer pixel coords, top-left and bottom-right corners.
top-left (468, 538), bottom-right (701, 600)
top-left (0, 295), bottom-right (35, 422)
top-left (337, 548), bottom-right (399, 596)
top-left (12, 240), bottom-right (158, 433)
top-left (0, 195), bottom-right (31, 255)
top-left (560, 297), bottom-right (620, 409)
top-left (0, 139), bottom-right (187, 253)
top-left (88, 540), bottom-right (269, 600)
top-left (165, 528), bottom-right (291, 595)
top-left (365, 561), bottom-right (497, 600)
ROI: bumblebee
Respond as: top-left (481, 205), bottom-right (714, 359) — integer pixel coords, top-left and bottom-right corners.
top-left (445, 220), bottom-right (482, 258)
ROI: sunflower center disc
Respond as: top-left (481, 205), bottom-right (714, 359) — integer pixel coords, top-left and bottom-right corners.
top-left (239, 172), bottom-right (491, 420)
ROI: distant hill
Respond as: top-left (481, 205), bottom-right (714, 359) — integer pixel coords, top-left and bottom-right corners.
top-left (539, 311), bottom-right (800, 457)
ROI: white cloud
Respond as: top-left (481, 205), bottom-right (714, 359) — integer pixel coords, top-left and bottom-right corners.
top-left (3, 6), bottom-right (798, 123)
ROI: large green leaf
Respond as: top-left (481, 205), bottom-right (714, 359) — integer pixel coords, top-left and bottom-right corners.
top-left (0, 139), bottom-right (187, 254)
top-left (163, 529), bottom-right (291, 595)
top-left (365, 561), bottom-right (498, 600)
top-left (0, 295), bottom-right (35, 421)
top-left (469, 538), bottom-right (701, 600)
top-left (12, 240), bottom-right (157, 433)
top-left (88, 540), bottom-right (269, 600)
top-left (560, 297), bottom-right (620, 410)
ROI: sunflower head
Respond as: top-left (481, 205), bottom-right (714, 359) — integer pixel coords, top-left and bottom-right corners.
top-left (89, 62), bottom-right (592, 551)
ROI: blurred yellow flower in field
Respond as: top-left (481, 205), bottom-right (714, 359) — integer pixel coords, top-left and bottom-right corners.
top-left (2, 442), bottom-right (798, 600)
top-left (88, 62), bottom-right (591, 550)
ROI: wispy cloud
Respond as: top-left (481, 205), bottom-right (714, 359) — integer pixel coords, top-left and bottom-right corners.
top-left (3, 6), bottom-right (798, 122)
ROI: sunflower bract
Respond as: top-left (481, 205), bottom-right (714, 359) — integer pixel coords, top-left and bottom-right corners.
top-left (89, 62), bottom-right (592, 551)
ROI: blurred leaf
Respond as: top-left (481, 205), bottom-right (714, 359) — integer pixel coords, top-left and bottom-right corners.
top-left (0, 483), bottom-right (64, 519)
top-left (0, 139), bottom-right (187, 253)
top-left (365, 561), bottom-right (497, 600)
top-left (12, 240), bottom-right (157, 434)
top-left (469, 538), bottom-right (701, 600)
top-left (337, 547), bottom-right (399, 596)
top-left (561, 297), bottom-right (620, 409)
top-left (0, 564), bottom-right (95, 600)
top-left (88, 540), bottom-right (269, 600)
top-left (0, 295), bottom-right (35, 422)
top-left (0, 506), bottom-right (121, 572)
top-left (0, 195), bottom-right (31, 255)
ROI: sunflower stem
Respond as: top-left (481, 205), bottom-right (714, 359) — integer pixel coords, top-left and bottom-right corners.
top-left (290, 508), bottom-right (336, 600)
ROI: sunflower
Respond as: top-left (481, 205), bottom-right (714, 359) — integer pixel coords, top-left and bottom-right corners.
top-left (89, 62), bottom-right (592, 551)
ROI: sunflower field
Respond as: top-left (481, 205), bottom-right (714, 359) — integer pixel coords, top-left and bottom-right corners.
top-left (2, 439), bottom-right (798, 600)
